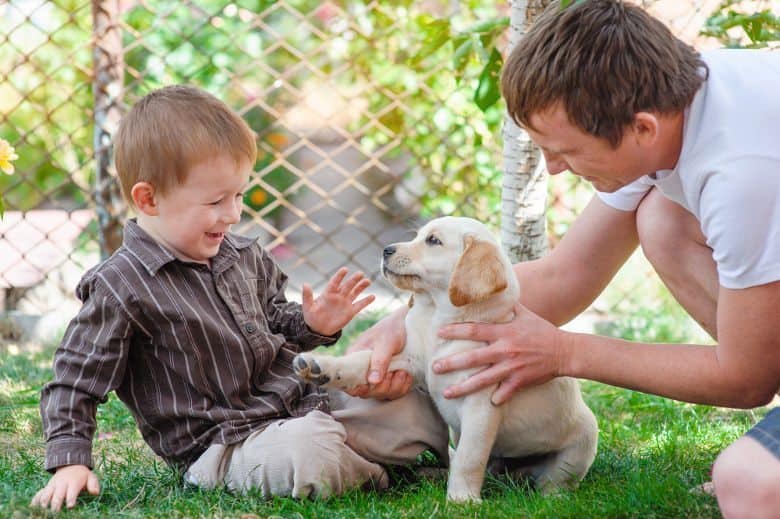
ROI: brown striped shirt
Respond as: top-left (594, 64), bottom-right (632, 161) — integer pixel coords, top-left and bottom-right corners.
top-left (40, 219), bottom-right (337, 471)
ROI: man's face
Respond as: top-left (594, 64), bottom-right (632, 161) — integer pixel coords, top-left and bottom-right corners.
top-left (525, 104), bottom-right (649, 193)
top-left (149, 154), bottom-right (251, 264)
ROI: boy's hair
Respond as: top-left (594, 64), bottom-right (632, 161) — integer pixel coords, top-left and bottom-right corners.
top-left (501, 0), bottom-right (707, 147)
top-left (114, 85), bottom-right (257, 204)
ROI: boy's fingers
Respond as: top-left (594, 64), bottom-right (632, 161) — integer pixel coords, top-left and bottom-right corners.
top-left (327, 268), bottom-right (349, 291)
top-left (66, 482), bottom-right (80, 509)
top-left (352, 295), bottom-right (375, 314)
top-left (31, 486), bottom-right (51, 507)
top-left (349, 278), bottom-right (371, 299)
top-left (87, 473), bottom-right (100, 495)
top-left (340, 271), bottom-right (365, 294)
top-left (301, 283), bottom-right (313, 309)
top-left (50, 484), bottom-right (66, 512)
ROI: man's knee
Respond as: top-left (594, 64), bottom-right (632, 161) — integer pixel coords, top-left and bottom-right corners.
top-left (712, 436), bottom-right (780, 519)
top-left (635, 188), bottom-right (697, 269)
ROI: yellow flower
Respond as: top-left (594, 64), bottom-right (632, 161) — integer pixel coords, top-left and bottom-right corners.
top-left (0, 138), bottom-right (19, 175)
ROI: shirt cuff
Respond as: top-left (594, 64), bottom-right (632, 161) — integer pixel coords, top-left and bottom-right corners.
top-left (45, 436), bottom-right (93, 472)
top-left (292, 313), bottom-right (341, 350)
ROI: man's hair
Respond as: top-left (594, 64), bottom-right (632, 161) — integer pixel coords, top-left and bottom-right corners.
top-left (114, 85), bottom-right (257, 204)
top-left (501, 0), bottom-right (707, 147)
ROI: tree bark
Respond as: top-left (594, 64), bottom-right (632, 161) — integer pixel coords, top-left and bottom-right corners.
top-left (501, 0), bottom-right (552, 263)
top-left (92, 0), bottom-right (125, 257)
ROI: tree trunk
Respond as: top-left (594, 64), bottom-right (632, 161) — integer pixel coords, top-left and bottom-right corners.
top-left (92, 0), bottom-right (125, 257)
top-left (501, 0), bottom-right (552, 263)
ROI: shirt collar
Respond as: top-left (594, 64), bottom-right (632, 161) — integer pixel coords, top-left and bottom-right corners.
top-left (122, 219), bottom-right (258, 276)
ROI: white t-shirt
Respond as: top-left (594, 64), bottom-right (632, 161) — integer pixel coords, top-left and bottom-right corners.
top-left (597, 49), bottom-right (780, 289)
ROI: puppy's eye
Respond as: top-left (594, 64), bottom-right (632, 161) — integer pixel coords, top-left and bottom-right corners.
top-left (425, 234), bottom-right (442, 246)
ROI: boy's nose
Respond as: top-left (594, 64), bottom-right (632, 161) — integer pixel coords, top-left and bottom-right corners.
top-left (224, 198), bottom-right (242, 224)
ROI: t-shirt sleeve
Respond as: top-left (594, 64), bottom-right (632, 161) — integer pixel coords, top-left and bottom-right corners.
top-left (596, 177), bottom-right (654, 212)
top-left (699, 157), bottom-right (780, 289)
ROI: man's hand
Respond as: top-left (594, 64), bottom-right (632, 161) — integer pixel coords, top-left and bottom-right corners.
top-left (434, 302), bottom-right (567, 405)
top-left (303, 267), bottom-right (375, 337)
top-left (344, 306), bottom-right (413, 400)
top-left (31, 464), bottom-right (100, 512)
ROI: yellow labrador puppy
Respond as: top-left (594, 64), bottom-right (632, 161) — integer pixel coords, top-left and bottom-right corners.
top-left (294, 216), bottom-right (598, 502)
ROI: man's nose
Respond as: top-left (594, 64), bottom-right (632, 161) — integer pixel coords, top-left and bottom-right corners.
top-left (543, 151), bottom-right (569, 175)
top-left (383, 245), bottom-right (396, 259)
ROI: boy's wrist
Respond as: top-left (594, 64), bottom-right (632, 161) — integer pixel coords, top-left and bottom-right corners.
top-left (45, 437), bottom-right (93, 473)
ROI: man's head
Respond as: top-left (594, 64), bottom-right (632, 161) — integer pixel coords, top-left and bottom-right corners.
top-left (502, 0), bottom-right (705, 148)
top-left (115, 85), bottom-right (257, 263)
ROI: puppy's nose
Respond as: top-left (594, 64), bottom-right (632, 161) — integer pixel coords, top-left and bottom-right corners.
top-left (383, 246), bottom-right (396, 259)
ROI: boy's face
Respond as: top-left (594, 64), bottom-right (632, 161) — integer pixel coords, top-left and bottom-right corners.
top-left (146, 153), bottom-right (251, 264)
top-left (525, 104), bottom-right (650, 193)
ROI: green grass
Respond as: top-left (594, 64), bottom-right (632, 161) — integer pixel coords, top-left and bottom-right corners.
top-left (0, 335), bottom-right (768, 518)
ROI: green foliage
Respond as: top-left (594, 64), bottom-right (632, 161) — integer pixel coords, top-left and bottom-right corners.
top-left (340, 2), bottom-right (509, 224)
top-left (702, 1), bottom-right (780, 47)
top-left (0, 2), bottom-right (94, 211)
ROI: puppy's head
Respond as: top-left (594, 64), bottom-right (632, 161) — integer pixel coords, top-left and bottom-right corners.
top-left (382, 216), bottom-right (513, 307)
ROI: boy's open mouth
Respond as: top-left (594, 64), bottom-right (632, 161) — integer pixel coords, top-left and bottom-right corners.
top-left (206, 232), bottom-right (224, 239)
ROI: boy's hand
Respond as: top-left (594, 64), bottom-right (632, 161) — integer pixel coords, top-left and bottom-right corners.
top-left (31, 464), bottom-right (100, 511)
top-left (303, 267), bottom-right (375, 337)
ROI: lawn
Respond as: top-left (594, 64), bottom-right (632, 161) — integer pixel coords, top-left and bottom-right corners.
top-left (0, 322), bottom-right (768, 518)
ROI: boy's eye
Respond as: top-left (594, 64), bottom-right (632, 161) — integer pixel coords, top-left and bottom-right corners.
top-left (425, 234), bottom-right (442, 246)
top-left (209, 199), bottom-right (222, 206)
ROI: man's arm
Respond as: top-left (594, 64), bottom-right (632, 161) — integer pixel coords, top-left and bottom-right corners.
top-left (563, 282), bottom-right (780, 408)
top-left (516, 195), bottom-right (639, 325)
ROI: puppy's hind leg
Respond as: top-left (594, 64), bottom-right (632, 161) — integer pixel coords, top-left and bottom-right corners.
top-left (531, 412), bottom-right (598, 494)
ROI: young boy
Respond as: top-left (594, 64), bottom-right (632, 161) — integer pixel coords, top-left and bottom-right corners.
top-left (32, 85), bottom-right (448, 512)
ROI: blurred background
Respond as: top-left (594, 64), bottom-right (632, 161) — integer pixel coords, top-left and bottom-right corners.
top-left (1, 0), bottom-right (777, 346)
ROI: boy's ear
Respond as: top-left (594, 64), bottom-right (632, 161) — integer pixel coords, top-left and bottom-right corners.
top-left (131, 182), bottom-right (159, 216)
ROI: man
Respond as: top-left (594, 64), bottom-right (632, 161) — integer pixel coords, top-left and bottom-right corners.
top-left (348, 1), bottom-right (780, 517)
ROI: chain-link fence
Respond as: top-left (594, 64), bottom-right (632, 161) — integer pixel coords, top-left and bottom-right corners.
top-left (0, 0), bottom-right (776, 343)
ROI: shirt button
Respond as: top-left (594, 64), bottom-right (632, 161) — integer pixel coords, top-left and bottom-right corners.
top-left (244, 323), bottom-right (257, 334)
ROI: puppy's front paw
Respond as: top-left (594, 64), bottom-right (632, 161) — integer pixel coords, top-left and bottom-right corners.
top-left (293, 354), bottom-right (331, 386)
top-left (447, 489), bottom-right (482, 504)
top-left (447, 475), bottom-right (483, 503)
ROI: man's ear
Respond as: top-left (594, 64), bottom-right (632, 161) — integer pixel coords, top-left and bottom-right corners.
top-left (448, 235), bottom-right (508, 307)
top-left (633, 112), bottom-right (660, 147)
top-left (130, 182), bottom-right (159, 216)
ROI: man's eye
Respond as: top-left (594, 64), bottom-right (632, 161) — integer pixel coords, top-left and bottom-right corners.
top-left (425, 234), bottom-right (442, 246)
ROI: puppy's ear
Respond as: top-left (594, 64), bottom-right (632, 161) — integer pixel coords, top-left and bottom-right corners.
top-left (449, 235), bottom-right (508, 307)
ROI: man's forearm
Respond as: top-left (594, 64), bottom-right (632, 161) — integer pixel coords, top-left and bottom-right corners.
top-left (561, 332), bottom-right (771, 408)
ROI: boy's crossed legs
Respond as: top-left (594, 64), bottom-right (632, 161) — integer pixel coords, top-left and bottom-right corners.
top-left (184, 389), bottom-right (449, 498)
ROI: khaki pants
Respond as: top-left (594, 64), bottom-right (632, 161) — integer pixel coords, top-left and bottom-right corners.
top-left (183, 389), bottom-right (449, 498)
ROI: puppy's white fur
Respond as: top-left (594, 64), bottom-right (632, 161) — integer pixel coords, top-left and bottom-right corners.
top-left (294, 216), bottom-right (598, 502)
